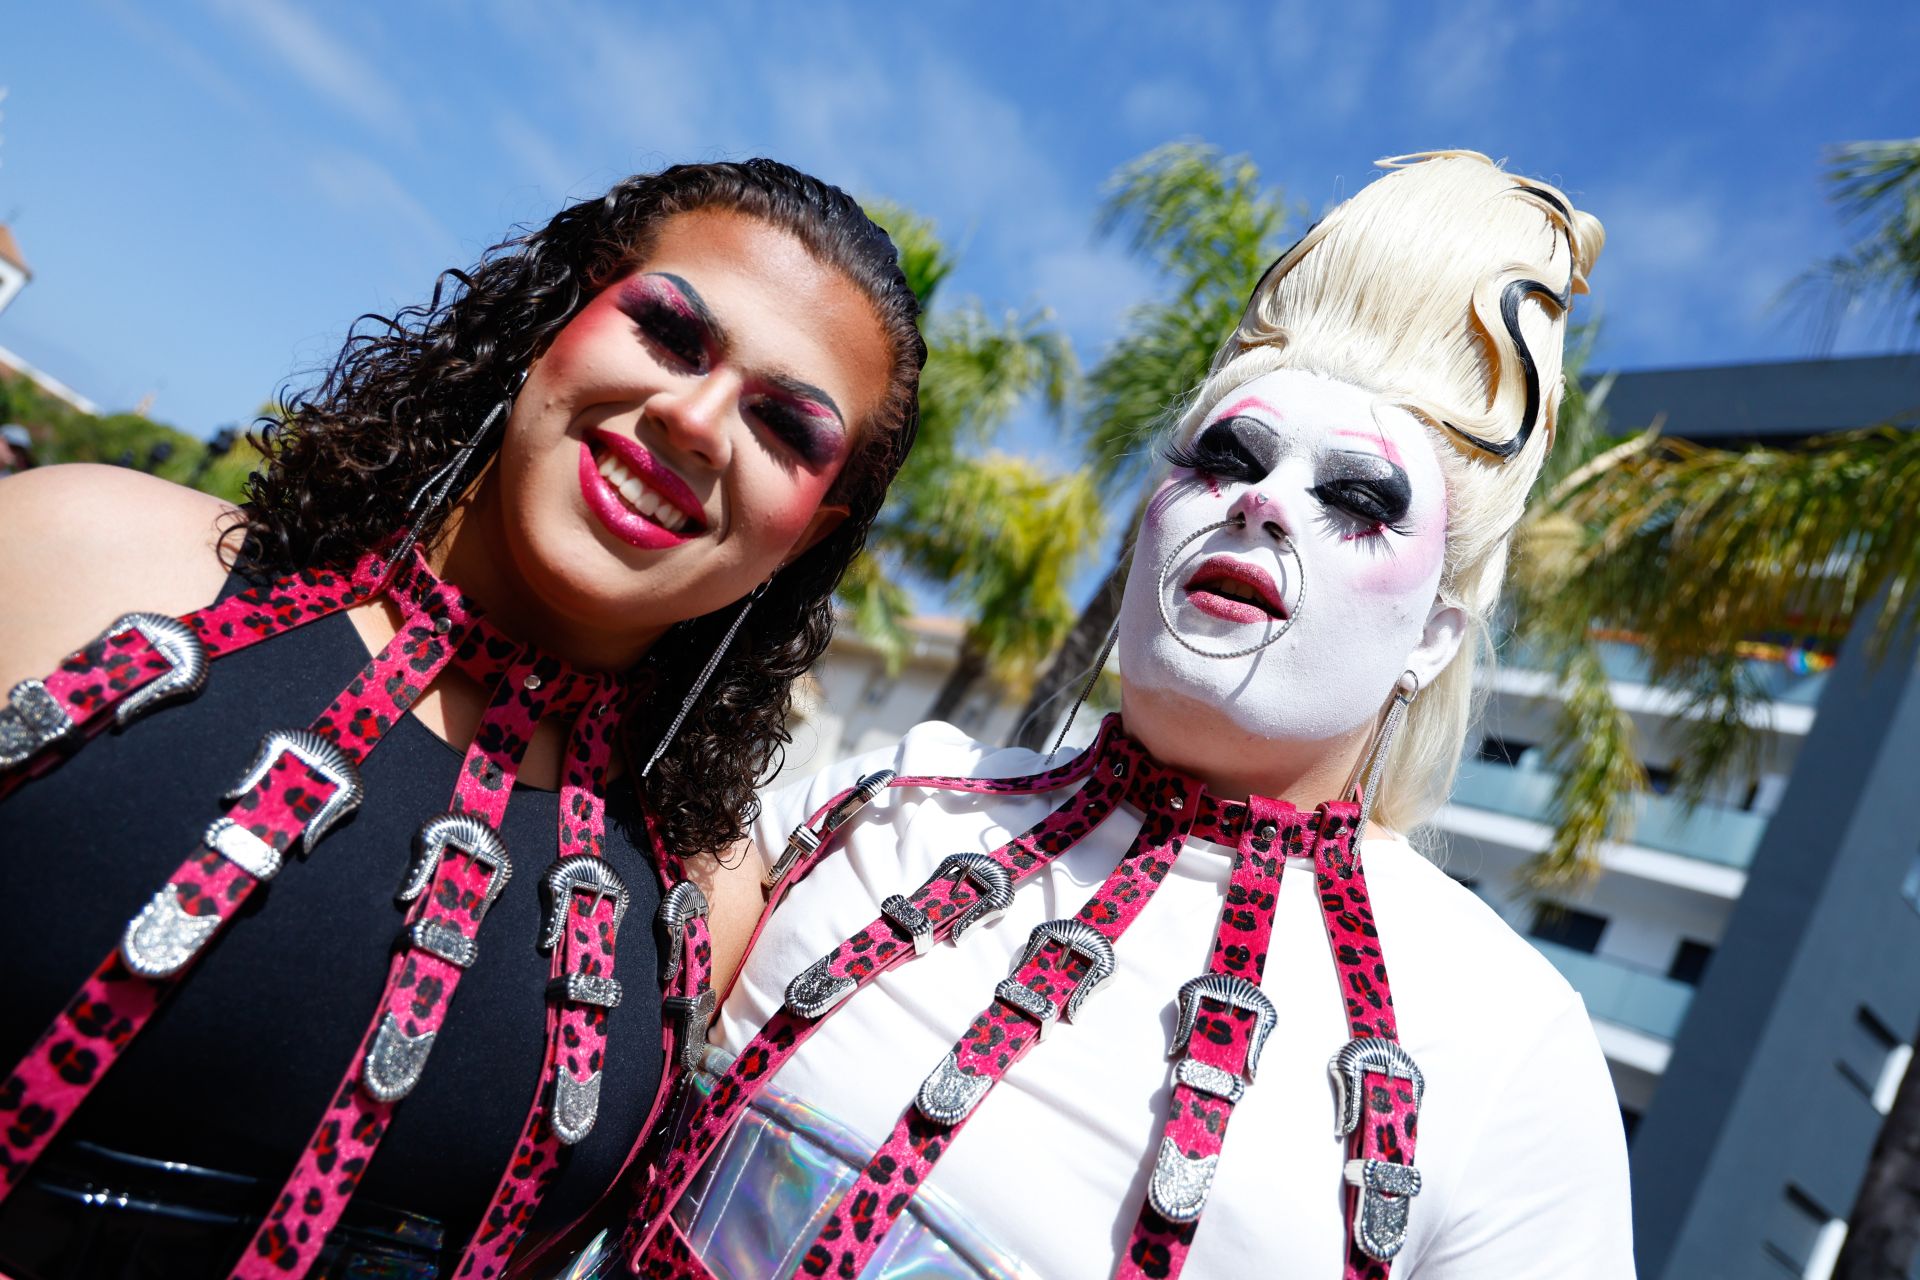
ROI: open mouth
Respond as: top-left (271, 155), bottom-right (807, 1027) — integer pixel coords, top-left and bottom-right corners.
top-left (578, 428), bottom-right (708, 550)
top-left (1183, 555), bottom-right (1287, 625)
top-left (592, 446), bottom-right (699, 533)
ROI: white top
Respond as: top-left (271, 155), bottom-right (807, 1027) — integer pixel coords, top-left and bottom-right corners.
top-left (717, 723), bottom-right (1636, 1279)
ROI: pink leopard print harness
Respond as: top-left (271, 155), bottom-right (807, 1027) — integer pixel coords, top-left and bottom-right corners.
top-left (0, 548), bottom-right (672, 1279)
top-left (614, 718), bottom-right (1423, 1280)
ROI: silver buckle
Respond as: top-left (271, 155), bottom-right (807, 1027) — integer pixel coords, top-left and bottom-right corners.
top-left (398, 813), bottom-right (513, 906)
top-left (110, 613), bottom-right (209, 727)
top-left (663, 988), bottom-right (718, 1071)
top-left (1345, 1157), bottom-right (1422, 1260)
top-left (541, 856), bottom-right (630, 954)
top-left (0, 679), bottom-right (76, 767)
top-left (224, 729), bottom-right (365, 855)
top-left (1149, 1136), bottom-right (1219, 1224)
top-left (764, 769), bottom-right (894, 888)
top-left (926, 852), bottom-right (1015, 942)
top-left (1170, 973), bottom-right (1278, 1082)
top-left (992, 918), bottom-right (1117, 1040)
top-left (655, 881), bottom-right (709, 985)
top-left (1329, 1037), bottom-right (1425, 1139)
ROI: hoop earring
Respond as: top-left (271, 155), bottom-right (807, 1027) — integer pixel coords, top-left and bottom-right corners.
top-left (1353, 670), bottom-right (1420, 836)
top-left (640, 579), bottom-right (772, 780)
top-left (1154, 514), bottom-right (1304, 660)
top-left (388, 371), bottom-right (528, 573)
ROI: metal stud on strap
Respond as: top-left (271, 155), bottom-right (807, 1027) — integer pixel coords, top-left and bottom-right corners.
top-left (663, 989), bottom-right (718, 1071)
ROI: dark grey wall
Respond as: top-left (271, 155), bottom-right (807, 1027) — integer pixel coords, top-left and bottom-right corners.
top-left (1631, 613), bottom-right (1920, 1278)
top-left (1599, 354), bottom-right (1920, 445)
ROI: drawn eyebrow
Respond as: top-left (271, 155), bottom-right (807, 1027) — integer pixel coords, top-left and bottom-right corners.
top-left (761, 372), bottom-right (844, 428)
top-left (651, 272), bottom-right (729, 348)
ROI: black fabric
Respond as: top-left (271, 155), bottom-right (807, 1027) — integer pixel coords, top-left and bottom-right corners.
top-left (0, 578), bottom-right (666, 1273)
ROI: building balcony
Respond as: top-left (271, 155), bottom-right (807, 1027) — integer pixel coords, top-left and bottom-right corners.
top-left (1532, 939), bottom-right (1696, 1042)
top-left (1450, 758), bottom-right (1768, 870)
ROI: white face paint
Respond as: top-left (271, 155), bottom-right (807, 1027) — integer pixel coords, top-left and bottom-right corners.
top-left (1117, 370), bottom-right (1458, 774)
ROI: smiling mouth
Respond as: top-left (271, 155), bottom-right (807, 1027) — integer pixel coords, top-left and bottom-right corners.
top-left (592, 447), bottom-right (700, 533)
top-left (1184, 557), bottom-right (1287, 623)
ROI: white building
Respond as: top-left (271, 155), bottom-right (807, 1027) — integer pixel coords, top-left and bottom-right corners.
top-left (0, 225), bottom-right (29, 318)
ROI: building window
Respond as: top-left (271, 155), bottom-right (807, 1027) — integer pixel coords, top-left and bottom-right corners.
top-left (1762, 1184), bottom-right (1836, 1276)
top-left (1643, 764), bottom-right (1678, 796)
top-left (860, 673), bottom-right (896, 707)
top-left (1667, 939), bottom-right (1715, 987)
top-left (1837, 1005), bottom-right (1909, 1115)
top-left (1528, 904), bottom-right (1607, 953)
top-left (1475, 735), bottom-right (1533, 766)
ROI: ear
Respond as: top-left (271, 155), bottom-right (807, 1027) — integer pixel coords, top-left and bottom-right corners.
top-left (782, 502), bottom-right (850, 569)
top-left (1405, 597), bottom-right (1468, 693)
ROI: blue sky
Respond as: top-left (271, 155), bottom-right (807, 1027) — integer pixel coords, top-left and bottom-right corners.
top-left (3, 0), bottom-right (1915, 448)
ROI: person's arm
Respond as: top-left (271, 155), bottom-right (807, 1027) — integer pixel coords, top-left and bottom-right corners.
top-left (0, 464), bottom-right (235, 690)
top-left (1410, 995), bottom-right (1638, 1278)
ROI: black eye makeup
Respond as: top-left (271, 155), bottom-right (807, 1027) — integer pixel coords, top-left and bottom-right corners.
top-left (1310, 451), bottom-right (1414, 537)
top-left (1161, 416), bottom-right (1281, 483)
top-left (616, 274), bottom-right (712, 373)
top-left (747, 396), bottom-right (840, 468)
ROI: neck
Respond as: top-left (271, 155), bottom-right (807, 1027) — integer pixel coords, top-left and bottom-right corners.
top-left (1119, 683), bottom-right (1390, 837)
top-left (426, 471), bottom-right (666, 673)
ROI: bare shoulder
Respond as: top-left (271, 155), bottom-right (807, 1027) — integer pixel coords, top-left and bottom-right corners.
top-left (0, 465), bottom-right (240, 688)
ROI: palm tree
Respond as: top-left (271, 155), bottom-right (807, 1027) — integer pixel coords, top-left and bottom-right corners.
top-left (1010, 143), bottom-right (1302, 749)
top-left (1519, 138), bottom-right (1920, 1278)
top-left (850, 205), bottom-right (1100, 720)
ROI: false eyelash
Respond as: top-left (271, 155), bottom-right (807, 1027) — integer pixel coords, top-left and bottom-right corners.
top-left (1310, 479), bottom-right (1412, 528)
top-left (1161, 428), bottom-right (1265, 483)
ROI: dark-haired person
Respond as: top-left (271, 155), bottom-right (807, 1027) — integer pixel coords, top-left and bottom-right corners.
top-left (0, 159), bottom-right (924, 1279)
top-left (582, 153), bottom-right (1631, 1280)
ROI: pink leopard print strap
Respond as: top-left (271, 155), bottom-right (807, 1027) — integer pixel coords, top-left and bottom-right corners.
top-left (783, 766), bottom-right (1205, 1280)
top-left (232, 651), bottom-right (589, 1279)
top-left (623, 730), bottom-right (1148, 1266)
top-left (454, 687), bottom-right (625, 1280)
top-left (0, 584), bottom-right (470, 1205)
top-left (1313, 806), bottom-right (1422, 1280)
top-left (1116, 795), bottom-right (1308, 1280)
top-left (0, 754), bottom-right (343, 1198)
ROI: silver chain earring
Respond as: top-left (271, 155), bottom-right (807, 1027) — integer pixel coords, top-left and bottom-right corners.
top-left (1047, 621), bottom-right (1120, 758)
top-left (387, 371), bottom-right (528, 574)
top-left (1353, 670), bottom-right (1420, 836)
top-left (1154, 513), bottom-right (1305, 660)
top-left (640, 579), bottom-right (773, 780)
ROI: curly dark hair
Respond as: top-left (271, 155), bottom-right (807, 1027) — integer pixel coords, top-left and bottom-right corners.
top-left (232, 159), bottom-right (926, 861)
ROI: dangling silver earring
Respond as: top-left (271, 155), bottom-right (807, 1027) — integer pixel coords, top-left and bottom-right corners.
top-left (1047, 621), bottom-right (1120, 757)
top-left (1352, 670), bottom-right (1420, 836)
top-left (640, 579), bottom-right (773, 780)
top-left (388, 370), bottom-right (528, 572)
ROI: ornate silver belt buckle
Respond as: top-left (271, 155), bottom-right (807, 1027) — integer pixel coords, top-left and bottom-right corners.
top-left (109, 613), bottom-right (209, 728)
top-left (1329, 1038), bottom-right (1426, 1262)
top-left (1345, 1157), bottom-right (1422, 1260)
top-left (0, 679), bottom-right (76, 768)
top-left (1145, 974), bottom-right (1279, 1223)
top-left (542, 856), bottom-right (631, 954)
top-left (992, 918), bottom-right (1117, 1040)
top-left (654, 880), bottom-right (708, 985)
top-left (119, 730), bottom-right (362, 980)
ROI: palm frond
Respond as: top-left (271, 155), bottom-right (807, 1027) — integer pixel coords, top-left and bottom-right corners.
top-left (1523, 635), bottom-right (1645, 891)
top-left (863, 200), bottom-right (955, 310)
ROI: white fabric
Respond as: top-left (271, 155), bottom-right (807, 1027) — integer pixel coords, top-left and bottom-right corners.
top-left (717, 723), bottom-right (1636, 1279)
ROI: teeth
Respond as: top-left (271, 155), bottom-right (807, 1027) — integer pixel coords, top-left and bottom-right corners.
top-left (597, 452), bottom-right (691, 533)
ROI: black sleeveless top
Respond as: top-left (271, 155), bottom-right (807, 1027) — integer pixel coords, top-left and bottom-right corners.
top-left (0, 575), bottom-right (665, 1254)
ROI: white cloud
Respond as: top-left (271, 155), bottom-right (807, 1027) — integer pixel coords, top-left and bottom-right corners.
top-left (493, 112), bottom-right (585, 202)
top-left (203, 0), bottom-right (411, 139)
top-left (1120, 78), bottom-right (1208, 138)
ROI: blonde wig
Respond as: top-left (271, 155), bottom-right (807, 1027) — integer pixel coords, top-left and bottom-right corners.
top-left (1163, 150), bottom-right (1605, 834)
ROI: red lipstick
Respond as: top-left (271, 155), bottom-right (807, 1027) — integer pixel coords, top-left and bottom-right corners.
top-left (578, 428), bottom-right (707, 551)
top-left (1184, 555), bottom-right (1288, 625)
